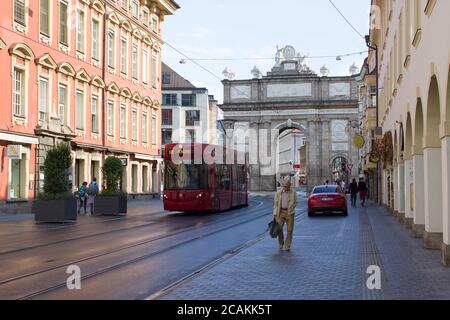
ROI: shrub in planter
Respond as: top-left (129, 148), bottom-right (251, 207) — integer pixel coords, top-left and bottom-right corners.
top-left (34, 143), bottom-right (77, 222)
top-left (95, 157), bottom-right (127, 215)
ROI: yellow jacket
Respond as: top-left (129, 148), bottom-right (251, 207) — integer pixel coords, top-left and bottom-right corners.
top-left (273, 188), bottom-right (297, 216)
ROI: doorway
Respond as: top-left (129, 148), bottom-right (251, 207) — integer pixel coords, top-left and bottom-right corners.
top-left (75, 159), bottom-right (85, 188)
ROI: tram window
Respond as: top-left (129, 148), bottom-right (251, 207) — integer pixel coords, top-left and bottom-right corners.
top-left (216, 164), bottom-right (231, 191)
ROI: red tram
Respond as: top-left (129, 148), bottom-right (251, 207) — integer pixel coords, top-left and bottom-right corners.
top-left (163, 143), bottom-right (249, 212)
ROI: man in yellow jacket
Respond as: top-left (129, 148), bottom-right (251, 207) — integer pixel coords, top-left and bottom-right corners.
top-left (273, 178), bottom-right (297, 251)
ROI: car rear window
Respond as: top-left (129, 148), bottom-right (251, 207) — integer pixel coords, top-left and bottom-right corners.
top-left (312, 186), bottom-right (338, 194)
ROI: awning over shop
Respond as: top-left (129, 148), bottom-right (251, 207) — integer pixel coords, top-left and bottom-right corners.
top-left (71, 142), bottom-right (107, 152)
top-left (0, 132), bottom-right (39, 145)
top-left (133, 153), bottom-right (162, 161)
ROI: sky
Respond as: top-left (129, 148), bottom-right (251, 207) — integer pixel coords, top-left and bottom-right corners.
top-left (162, 0), bottom-right (371, 103)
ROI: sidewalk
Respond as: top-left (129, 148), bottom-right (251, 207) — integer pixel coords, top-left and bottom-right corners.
top-left (160, 202), bottom-right (450, 300)
top-left (0, 198), bottom-right (164, 223)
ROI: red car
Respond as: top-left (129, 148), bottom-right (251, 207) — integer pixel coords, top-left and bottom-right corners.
top-left (308, 185), bottom-right (348, 217)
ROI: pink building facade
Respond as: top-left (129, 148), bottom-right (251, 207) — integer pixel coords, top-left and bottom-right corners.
top-left (0, 0), bottom-right (179, 213)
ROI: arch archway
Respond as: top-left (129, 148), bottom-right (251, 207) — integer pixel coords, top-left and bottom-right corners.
top-left (405, 113), bottom-right (413, 160)
top-left (444, 67), bottom-right (450, 254)
top-left (423, 76), bottom-right (443, 247)
top-left (412, 98), bottom-right (426, 234)
top-left (330, 155), bottom-right (349, 186)
top-left (273, 120), bottom-right (307, 189)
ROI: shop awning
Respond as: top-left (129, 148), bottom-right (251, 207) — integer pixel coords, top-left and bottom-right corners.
top-left (133, 153), bottom-right (162, 161)
top-left (0, 132), bottom-right (39, 145)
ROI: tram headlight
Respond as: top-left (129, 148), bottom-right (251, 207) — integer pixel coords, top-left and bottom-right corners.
top-left (196, 193), bottom-right (203, 199)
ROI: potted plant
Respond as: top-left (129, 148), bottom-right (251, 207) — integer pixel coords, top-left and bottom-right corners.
top-left (34, 143), bottom-right (77, 222)
top-left (95, 157), bottom-right (128, 215)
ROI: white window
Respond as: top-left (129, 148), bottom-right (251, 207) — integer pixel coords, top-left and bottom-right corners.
top-left (131, 0), bottom-right (139, 18)
top-left (91, 96), bottom-right (99, 133)
top-left (59, 1), bottom-right (68, 45)
top-left (13, 68), bottom-right (25, 117)
top-left (92, 19), bottom-right (100, 61)
top-left (76, 90), bottom-right (84, 130)
top-left (132, 109), bottom-right (137, 141)
top-left (132, 44), bottom-right (138, 80)
top-left (152, 55), bottom-right (158, 88)
top-left (142, 50), bottom-right (148, 84)
top-left (152, 16), bottom-right (158, 33)
top-left (142, 112), bottom-right (148, 143)
top-left (151, 116), bottom-right (156, 145)
top-left (76, 9), bottom-right (85, 53)
top-left (121, 37), bottom-right (127, 74)
top-left (143, 9), bottom-right (149, 26)
top-left (14, 0), bottom-right (26, 26)
top-left (40, 0), bottom-right (50, 36)
top-left (108, 29), bottom-right (115, 67)
top-left (121, 0), bottom-right (128, 11)
top-left (107, 101), bottom-right (114, 136)
top-left (120, 103), bottom-right (126, 138)
top-left (38, 77), bottom-right (49, 121)
top-left (58, 84), bottom-right (67, 124)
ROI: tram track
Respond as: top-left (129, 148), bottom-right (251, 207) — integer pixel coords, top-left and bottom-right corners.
top-left (0, 200), bottom-right (263, 256)
top-left (0, 200), bottom-right (269, 296)
top-left (11, 204), bottom-right (278, 300)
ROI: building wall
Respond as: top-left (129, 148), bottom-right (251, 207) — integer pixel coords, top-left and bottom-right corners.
top-left (161, 89), bottom-right (211, 144)
top-left (0, 0), bottom-right (178, 212)
top-left (370, 0), bottom-right (450, 264)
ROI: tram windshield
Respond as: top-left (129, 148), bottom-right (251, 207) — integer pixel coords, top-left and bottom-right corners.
top-left (164, 161), bottom-right (209, 190)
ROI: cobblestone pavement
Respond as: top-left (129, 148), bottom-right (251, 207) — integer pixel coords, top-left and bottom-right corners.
top-left (161, 201), bottom-right (450, 300)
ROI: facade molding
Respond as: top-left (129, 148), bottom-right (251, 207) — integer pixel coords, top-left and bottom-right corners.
top-left (8, 43), bottom-right (35, 60)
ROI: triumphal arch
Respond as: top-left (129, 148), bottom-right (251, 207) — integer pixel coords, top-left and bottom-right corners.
top-left (220, 46), bottom-right (360, 192)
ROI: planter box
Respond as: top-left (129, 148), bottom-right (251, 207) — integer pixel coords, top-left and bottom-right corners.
top-left (34, 197), bottom-right (78, 223)
top-left (95, 195), bottom-right (127, 216)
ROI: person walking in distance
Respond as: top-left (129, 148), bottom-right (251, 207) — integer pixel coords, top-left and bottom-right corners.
top-left (358, 178), bottom-right (368, 207)
top-left (349, 178), bottom-right (358, 207)
top-left (273, 178), bottom-right (298, 251)
top-left (77, 182), bottom-right (88, 214)
top-left (87, 177), bottom-right (100, 215)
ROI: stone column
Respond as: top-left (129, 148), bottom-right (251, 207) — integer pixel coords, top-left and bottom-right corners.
top-left (249, 122), bottom-right (260, 191)
top-left (412, 154), bottom-right (425, 237)
top-left (306, 120), bottom-right (319, 192)
top-left (393, 165), bottom-right (399, 217)
top-left (148, 162), bottom-right (153, 193)
top-left (423, 147), bottom-right (443, 248)
top-left (260, 121), bottom-right (275, 191)
top-left (404, 159), bottom-right (414, 228)
top-left (156, 161), bottom-right (162, 194)
top-left (321, 120), bottom-right (331, 183)
top-left (441, 136), bottom-right (450, 265)
top-left (396, 162), bottom-right (405, 223)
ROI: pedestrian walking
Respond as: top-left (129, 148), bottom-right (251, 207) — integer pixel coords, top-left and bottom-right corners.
top-left (358, 178), bottom-right (368, 207)
top-left (273, 178), bottom-right (298, 251)
top-left (349, 178), bottom-right (358, 207)
top-left (87, 177), bottom-right (100, 215)
top-left (77, 182), bottom-right (88, 214)
top-left (341, 180), bottom-right (346, 193)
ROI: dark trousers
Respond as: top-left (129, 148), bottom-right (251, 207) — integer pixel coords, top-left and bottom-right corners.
top-left (351, 193), bottom-right (357, 207)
